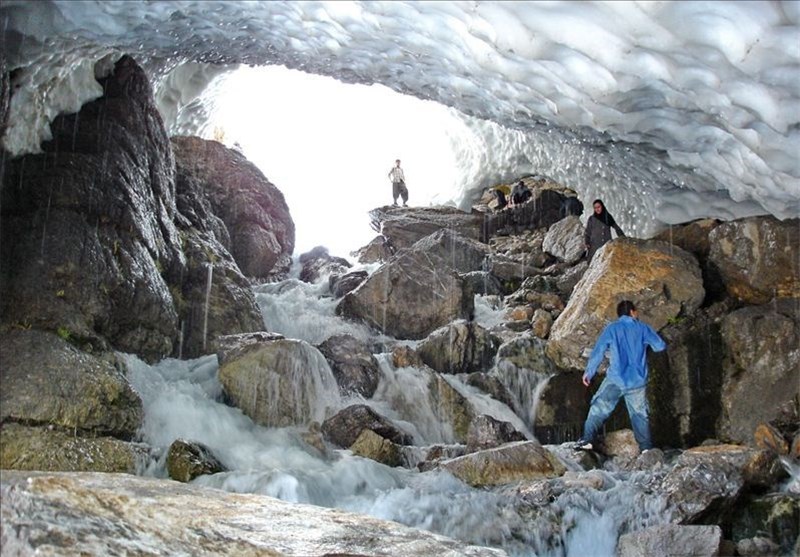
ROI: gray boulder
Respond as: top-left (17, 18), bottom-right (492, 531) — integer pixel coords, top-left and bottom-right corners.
top-left (337, 230), bottom-right (486, 339)
top-left (708, 216), bottom-right (799, 304)
top-left (330, 270), bottom-right (369, 298)
top-left (350, 235), bottom-right (394, 264)
top-left (369, 205), bottom-right (484, 251)
top-left (417, 320), bottom-right (501, 375)
top-left (542, 216), bottom-right (585, 264)
top-left (316, 334), bottom-right (381, 398)
top-left (466, 415), bottom-right (527, 453)
top-left (166, 439), bottom-right (226, 483)
top-left (298, 246), bottom-right (351, 284)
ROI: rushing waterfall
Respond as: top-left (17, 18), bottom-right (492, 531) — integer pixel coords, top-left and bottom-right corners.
top-left (119, 264), bottom-right (686, 557)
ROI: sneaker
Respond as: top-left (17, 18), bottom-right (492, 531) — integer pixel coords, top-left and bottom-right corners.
top-left (574, 439), bottom-right (593, 451)
top-left (403, 203), bottom-right (408, 207)
top-left (393, 202), bottom-right (398, 206)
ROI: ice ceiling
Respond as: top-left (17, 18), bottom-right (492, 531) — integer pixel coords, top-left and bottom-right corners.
top-left (2, 0), bottom-right (799, 238)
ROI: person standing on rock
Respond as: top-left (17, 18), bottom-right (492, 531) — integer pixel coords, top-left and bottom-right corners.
top-left (388, 159), bottom-right (408, 207)
top-left (575, 300), bottom-right (666, 452)
top-left (584, 199), bottom-right (625, 261)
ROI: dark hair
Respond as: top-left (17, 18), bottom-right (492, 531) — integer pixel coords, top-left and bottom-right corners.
top-left (617, 300), bottom-right (636, 317)
top-left (591, 198), bottom-right (619, 228)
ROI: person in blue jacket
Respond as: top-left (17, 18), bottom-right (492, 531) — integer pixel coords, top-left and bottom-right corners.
top-left (575, 300), bottom-right (666, 451)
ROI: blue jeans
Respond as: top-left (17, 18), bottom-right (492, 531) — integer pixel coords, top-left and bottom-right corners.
top-left (582, 377), bottom-right (652, 450)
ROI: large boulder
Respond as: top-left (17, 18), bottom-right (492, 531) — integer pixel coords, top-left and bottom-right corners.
top-left (465, 415), bottom-right (527, 453)
top-left (350, 235), bottom-right (394, 264)
top-left (217, 336), bottom-right (340, 428)
top-left (298, 246), bottom-right (351, 284)
top-left (0, 423), bottom-right (148, 473)
top-left (1, 55), bottom-right (183, 360)
top-left (0, 471), bottom-right (504, 556)
top-left (172, 135), bottom-right (295, 280)
top-left (337, 230), bottom-right (486, 339)
top-left (316, 334), bottom-right (381, 398)
top-left (482, 188), bottom-right (567, 240)
top-left (416, 320), bottom-right (501, 375)
top-left (708, 216), bottom-right (800, 304)
top-left (368, 205), bottom-right (484, 251)
top-left (542, 216), bottom-right (585, 264)
top-left (546, 238), bottom-right (704, 369)
top-left (718, 299), bottom-right (800, 444)
top-left (439, 440), bottom-right (565, 487)
top-left (0, 329), bottom-right (142, 439)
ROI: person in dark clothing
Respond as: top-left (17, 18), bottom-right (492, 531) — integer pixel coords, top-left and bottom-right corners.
top-left (493, 187), bottom-right (508, 210)
top-left (584, 199), bottom-right (625, 261)
top-left (575, 300), bottom-right (666, 451)
top-left (510, 180), bottom-right (532, 206)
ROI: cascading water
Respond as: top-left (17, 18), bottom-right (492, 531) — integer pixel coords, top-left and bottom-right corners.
top-left (124, 265), bottom-right (676, 556)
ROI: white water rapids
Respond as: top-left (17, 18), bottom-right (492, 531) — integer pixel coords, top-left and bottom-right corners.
top-left (123, 266), bottom-right (680, 556)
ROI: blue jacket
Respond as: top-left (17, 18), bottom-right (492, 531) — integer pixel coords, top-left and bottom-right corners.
top-left (584, 315), bottom-right (666, 390)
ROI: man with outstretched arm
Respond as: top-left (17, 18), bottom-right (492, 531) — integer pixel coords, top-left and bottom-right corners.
top-left (575, 300), bottom-right (666, 452)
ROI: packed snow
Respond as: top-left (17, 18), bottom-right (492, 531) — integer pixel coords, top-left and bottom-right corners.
top-left (1, 0), bottom-right (798, 242)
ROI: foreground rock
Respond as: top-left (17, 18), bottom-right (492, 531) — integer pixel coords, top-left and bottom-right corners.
top-left (337, 230), bottom-right (487, 339)
top-left (547, 238), bottom-right (704, 369)
top-left (0, 471), bottom-right (506, 556)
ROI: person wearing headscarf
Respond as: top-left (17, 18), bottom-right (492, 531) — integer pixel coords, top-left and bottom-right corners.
top-left (584, 199), bottom-right (625, 261)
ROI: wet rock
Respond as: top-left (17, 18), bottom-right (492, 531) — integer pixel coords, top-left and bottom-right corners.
top-left (601, 429), bottom-right (640, 459)
top-left (662, 446), bottom-right (760, 523)
top-left (465, 372), bottom-right (518, 412)
top-left (460, 271), bottom-right (505, 296)
top-left (532, 371), bottom-right (588, 445)
top-left (648, 303), bottom-right (729, 448)
top-left (542, 216), bottom-right (585, 264)
top-left (349, 429), bottom-right (404, 467)
top-left (530, 309), bottom-right (553, 339)
top-left (166, 439), bottom-right (226, 482)
top-left (487, 255), bottom-right (545, 287)
top-left (411, 444), bottom-right (468, 471)
top-left (0, 52), bottom-right (8, 141)
top-left (654, 218), bottom-right (725, 302)
top-left (735, 537), bottom-right (780, 557)
top-left (316, 334), bottom-right (380, 398)
top-left (321, 404), bottom-right (413, 448)
top-left (350, 235), bottom-right (394, 264)
top-left (417, 320), bottom-right (501, 375)
top-left (754, 422), bottom-right (790, 455)
top-left (215, 331), bottom-right (286, 362)
top-left (330, 270), bottom-right (369, 298)
top-left (392, 345), bottom-right (423, 368)
top-left (218, 337), bottom-right (339, 427)
top-left (0, 471), bottom-right (504, 556)
top-left (554, 260), bottom-right (588, 298)
top-left (1, 55), bottom-right (182, 361)
top-left (632, 448), bottom-right (666, 471)
top-left (482, 188), bottom-right (567, 240)
top-left (337, 230), bottom-right (485, 339)
top-left (617, 524), bottom-right (723, 557)
top-left (719, 299), bottom-right (800, 445)
top-left (172, 197), bottom-right (266, 358)
top-left (466, 415), bottom-right (527, 453)
top-left (708, 216), bottom-right (800, 304)
top-left (0, 329), bottom-right (142, 439)
top-left (298, 245), bottom-right (351, 284)
top-left (547, 238), bottom-right (704, 370)
top-left (439, 440), bottom-right (566, 487)
top-left (677, 444), bottom-right (785, 490)
top-left (172, 136), bottom-right (294, 280)
top-left (726, 493), bottom-right (800, 555)
top-left (368, 205), bottom-right (484, 251)
top-left (0, 423), bottom-right (148, 473)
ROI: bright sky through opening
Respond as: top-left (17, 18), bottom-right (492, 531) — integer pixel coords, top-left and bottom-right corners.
top-left (211, 65), bottom-right (467, 258)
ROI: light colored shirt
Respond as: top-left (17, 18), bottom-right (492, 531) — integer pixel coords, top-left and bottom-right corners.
top-left (584, 315), bottom-right (666, 390)
top-left (389, 166), bottom-right (405, 183)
